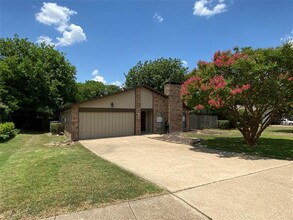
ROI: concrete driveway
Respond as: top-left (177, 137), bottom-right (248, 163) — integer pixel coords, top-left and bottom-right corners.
top-left (80, 135), bottom-right (293, 220)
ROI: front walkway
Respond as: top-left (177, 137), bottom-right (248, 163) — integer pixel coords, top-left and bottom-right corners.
top-left (48, 135), bottom-right (293, 219)
top-left (46, 194), bottom-right (208, 220)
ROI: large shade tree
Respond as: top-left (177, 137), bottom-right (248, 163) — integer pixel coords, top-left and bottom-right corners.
top-left (0, 36), bottom-right (77, 126)
top-left (181, 44), bottom-right (293, 145)
top-left (125, 58), bottom-right (187, 92)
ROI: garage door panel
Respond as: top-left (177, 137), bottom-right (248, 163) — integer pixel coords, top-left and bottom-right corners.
top-left (79, 112), bottom-right (134, 139)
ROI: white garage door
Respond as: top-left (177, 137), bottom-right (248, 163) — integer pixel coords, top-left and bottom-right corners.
top-left (79, 112), bottom-right (135, 139)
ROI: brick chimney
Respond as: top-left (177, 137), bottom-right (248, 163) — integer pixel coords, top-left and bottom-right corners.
top-left (164, 82), bottom-right (183, 132)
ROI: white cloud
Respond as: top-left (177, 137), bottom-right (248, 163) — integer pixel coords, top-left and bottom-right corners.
top-left (36, 2), bottom-right (76, 31)
top-left (281, 29), bottom-right (293, 45)
top-left (193, 0), bottom-right (227, 17)
top-left (36, 35), bottom-right (53, 45)
top-left (56, 24), bottom-right (86, 46)
top-left (93, 75), bottom-right (106, 84)
top-left (91, 69), bottom-right (122, 86)
top-left (35, 2), bottom-right (86, 46)
top-left (182, 60), bottom-right (188, 68)
top-left (91, 69), bottom-right (106, 84)
top-left (153, 13), bottom-right (164, 23)
top-left (91, 69), bottom-right (99, 76)
top-left (110, 81), bottom-right (122, 87)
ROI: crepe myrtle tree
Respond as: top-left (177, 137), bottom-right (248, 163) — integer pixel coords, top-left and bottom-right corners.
top-left (181, 44), bottom-right (293, 145)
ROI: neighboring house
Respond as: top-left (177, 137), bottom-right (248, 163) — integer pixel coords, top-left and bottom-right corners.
top-left (60, 82), bottom-right (190, 140)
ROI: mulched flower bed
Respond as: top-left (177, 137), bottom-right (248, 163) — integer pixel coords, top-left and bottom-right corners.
top-left (149, 132), bottom-right (202, 146)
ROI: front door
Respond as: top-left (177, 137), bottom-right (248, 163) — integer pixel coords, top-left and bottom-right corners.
top-left (141, 111), bottom-right (146, 132)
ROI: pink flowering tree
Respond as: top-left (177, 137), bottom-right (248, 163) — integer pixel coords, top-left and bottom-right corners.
top-left (181, 44), bottom-right (293, 145)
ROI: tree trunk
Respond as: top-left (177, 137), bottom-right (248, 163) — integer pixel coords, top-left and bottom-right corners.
top-left (230, 105), bottom-right (277, 146)
top-left (239, 130), bottom-right (256, 146)
top-left (238, 124), bottom-right (261, 146)
top-left (243, 135), bottom-right (258, 146)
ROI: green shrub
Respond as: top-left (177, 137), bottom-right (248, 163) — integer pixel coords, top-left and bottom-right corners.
top-left (0, 122), bottom-right (18, 141)
top-left (50, 121), bottom-right (63, 134)
top-left (217, 120), bottom-right (230, 129)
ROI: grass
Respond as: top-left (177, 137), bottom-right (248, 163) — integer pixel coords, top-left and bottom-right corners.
top-left (0, 132), bottom-right (163, 220)
top-left (185, 125), bottom-right (293, 160)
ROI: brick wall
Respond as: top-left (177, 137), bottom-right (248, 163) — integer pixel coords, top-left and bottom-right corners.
top-left (60, 108), bottom-right (72, 139)
top-left (71, 104), bottom-right (79, 141)
top-left (135, 88), bottom-right (141, 135)
top-left (164, 83), bottom-right (183, 133)
top-left (153, 92), bottom-right (168, 133)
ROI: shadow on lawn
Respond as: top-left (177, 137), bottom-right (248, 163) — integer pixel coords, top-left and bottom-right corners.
top-left (1, 130), bottom-right (47, 143)
top-left (271, 129), bottom-right (293, 134)
top-left (0, 130), bottom-right (49, 143)
top-left (19, 130), bottom-right (48, 135)
top-left (190, 137), bottom-right (293, 161)
top-left (0, 134), bottom-right (17, 143)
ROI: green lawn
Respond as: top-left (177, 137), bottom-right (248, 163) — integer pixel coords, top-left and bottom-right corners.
top-left (0, 132), bottom-right (163, 220)
top-left (185, 125), bottom-right (293, 160)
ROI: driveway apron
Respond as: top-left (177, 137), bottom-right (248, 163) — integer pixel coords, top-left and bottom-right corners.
top-left (80, 135), bottom-right (293, 220)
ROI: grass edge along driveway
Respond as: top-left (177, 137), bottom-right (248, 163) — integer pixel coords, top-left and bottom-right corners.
top-left (0, 132), bottom-right (164, 220)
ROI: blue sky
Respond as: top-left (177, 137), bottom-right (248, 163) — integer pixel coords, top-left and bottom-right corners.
top-left (1, 0), bottom-right (293, 86)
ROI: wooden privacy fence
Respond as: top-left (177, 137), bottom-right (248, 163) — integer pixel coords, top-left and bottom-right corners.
top-left (190, 114), bottom-right (218, 129)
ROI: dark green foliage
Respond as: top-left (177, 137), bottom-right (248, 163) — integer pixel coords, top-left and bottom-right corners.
top-left (50, 121), bottom-right (63, 134)
top-left (125, 58), bottom-right (187, 92)
top-left (0, 122), bottom-right (18, 141)
top-left (0, 35), bottom-right (77, 124)
top-left (76, 80), bottom-right (122, 102)
top-left (217, 120), bottom-right (230, 129)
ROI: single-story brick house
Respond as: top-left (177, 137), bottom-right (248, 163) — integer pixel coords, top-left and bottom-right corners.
top-left (60, 82), bottom-right (190, 140)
